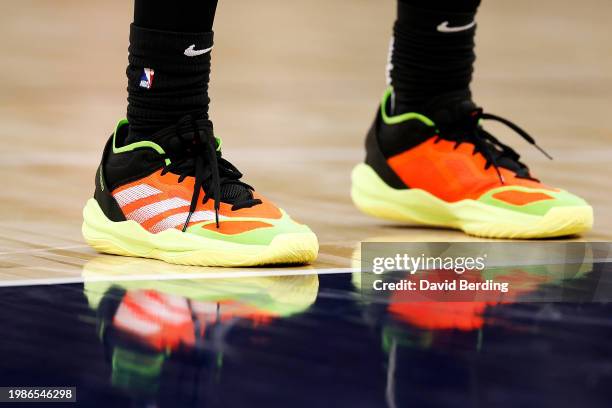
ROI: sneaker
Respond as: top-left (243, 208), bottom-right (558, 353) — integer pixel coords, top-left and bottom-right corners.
top-left (351, 88), bottom-right (593, 239)
top-left (82, 116), bottom-right (318, 266)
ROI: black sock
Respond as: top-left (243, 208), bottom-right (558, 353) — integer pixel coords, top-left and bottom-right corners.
top-left (126, 0), bottom-right (218, 142)
top-left (134, 0), bottom-right (218, 33)
top-left (388, 0), bottom-right (481, 115)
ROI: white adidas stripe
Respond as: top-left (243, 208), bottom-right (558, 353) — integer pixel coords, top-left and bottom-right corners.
top-left (125, 291), bottom-right (190, 324)
top-left (113, 184), bottom-right (162, 207)
top-left (126, 197), bottom-right (190, 224)
top-left (150, 211), bottom-right (226, 233)
top-left (114, 306), bottom-right (160, 335)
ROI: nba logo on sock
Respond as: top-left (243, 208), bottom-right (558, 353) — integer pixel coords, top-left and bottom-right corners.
top-left (139, 68), bottom-right (154, 89)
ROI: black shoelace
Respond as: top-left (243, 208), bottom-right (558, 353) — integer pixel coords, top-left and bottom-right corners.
top-left (159, 115), bottom-right (261, 232)
top-left (433, 108), bottom-right (552, 183)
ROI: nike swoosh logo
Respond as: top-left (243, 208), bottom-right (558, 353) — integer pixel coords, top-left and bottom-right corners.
top-left (184, 44), bottom-right (214, 57)
top-left (437, 20), bottom-right (476, 33)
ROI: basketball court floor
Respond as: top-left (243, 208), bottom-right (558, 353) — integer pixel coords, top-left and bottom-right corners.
top-left (1, 0), bottom-right (611, 406)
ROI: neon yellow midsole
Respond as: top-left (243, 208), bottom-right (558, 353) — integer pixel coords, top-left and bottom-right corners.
top-left (82, 198), bottom-right (318, 266)
top-left (351, 163), bottom-right (593, 238)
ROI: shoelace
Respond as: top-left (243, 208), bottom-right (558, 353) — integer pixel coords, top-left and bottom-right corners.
top-left (434, 108), bottom-right (553, 184)
top-left (160, 115), bottom-right (261, 232)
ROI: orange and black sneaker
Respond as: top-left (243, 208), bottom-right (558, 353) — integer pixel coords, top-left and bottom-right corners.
top-left (351, 88), bottom-right (593, 238)
top-left (82, 116), bottom-right (318, 266)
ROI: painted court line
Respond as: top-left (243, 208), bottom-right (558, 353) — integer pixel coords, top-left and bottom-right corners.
top-left (0, 268), bottom-right (356, 288)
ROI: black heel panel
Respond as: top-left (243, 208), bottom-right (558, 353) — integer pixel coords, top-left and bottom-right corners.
top-left (93, 137), bottom-right (127, 222)
top-left (364, 113), bottom-right (408, 190)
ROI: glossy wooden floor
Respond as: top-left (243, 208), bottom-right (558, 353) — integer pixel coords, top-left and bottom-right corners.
top-left (1, 0), bottom-right (611, 283)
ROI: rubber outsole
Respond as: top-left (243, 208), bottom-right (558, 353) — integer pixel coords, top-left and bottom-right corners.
top-left (82, 199), bottom-right (319, 266)
top-left (351, 163), bottom-right (593, 239)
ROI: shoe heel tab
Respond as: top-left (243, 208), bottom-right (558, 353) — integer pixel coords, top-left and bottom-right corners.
top-left (380, 87), bottom-right (436, 127)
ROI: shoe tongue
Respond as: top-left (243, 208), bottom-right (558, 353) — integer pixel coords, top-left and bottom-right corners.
top-left (426, 96), bottom-right (532, 178)
top-left (425, 94), bottom-right (479, 131)
top-left (124, 118), bottom-right (215, 147)
top-left (148, 119), bottom-right (256, 205)
top-left (148, 118), bottom-right (215, 152)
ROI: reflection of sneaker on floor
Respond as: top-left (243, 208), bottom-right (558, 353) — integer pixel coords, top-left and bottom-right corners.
top-left (352, 88), bottom-right (593, 239)
top-left (84, 256), bottom-right (319, 398)
top-left (83, 256), bottom-right (320, 326)
top-left (82, 117), bottom-right (318, 266)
